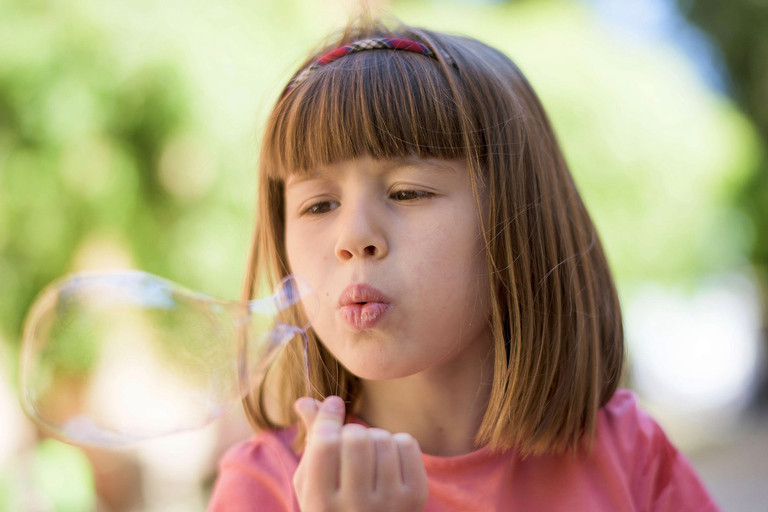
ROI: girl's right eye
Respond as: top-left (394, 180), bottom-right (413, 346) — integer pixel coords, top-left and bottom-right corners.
top-left (301, 200), bottom-right (338, 216)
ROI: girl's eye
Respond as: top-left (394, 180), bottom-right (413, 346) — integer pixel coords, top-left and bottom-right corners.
top-left (299, 190), bottom-right (431, 215)
top-left (391, 189), bottom-right (432, 201)
top-left (302, 200), bottom-right (337, 215)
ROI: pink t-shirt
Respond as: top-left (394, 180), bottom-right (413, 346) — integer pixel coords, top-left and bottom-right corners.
top-left (208, 388), bottom-right (721, 511)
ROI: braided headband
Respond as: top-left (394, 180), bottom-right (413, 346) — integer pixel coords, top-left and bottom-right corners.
top-left (284, 37), bottom-right (454, 94)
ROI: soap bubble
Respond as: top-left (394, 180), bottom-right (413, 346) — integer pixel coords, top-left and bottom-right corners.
top-left (18, 270), bottom-right (317, 447)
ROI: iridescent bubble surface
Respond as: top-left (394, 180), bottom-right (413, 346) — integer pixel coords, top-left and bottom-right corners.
top-left (19, 270), bottom-right (317, 447)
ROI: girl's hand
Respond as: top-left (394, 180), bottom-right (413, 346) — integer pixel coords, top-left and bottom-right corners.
top-left (293, 396), bottom-right (429, 512)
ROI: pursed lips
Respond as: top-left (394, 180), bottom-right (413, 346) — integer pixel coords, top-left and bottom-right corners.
top-left (337, 283), bottom-right (391, 330)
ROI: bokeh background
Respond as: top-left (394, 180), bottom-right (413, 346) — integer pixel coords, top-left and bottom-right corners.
top-left (2, 0), bottom-right (767, 510)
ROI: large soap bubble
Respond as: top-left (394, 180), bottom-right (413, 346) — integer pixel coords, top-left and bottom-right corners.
top-left (19, 270), bottom-right (317, 447)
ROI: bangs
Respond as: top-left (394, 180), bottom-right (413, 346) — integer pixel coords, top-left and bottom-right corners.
top-left (263, 49), bottom-right (469, 179)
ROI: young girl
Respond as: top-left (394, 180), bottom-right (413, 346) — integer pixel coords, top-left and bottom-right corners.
top-left (208, 16), bottom-right (721, 512)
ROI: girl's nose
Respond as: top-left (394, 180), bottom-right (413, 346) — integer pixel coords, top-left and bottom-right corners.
top-left (334, 204), bottom-right (388, 262)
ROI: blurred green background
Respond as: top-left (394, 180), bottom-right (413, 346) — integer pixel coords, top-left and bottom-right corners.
top-left (2, 0), bottom-right (767, 510)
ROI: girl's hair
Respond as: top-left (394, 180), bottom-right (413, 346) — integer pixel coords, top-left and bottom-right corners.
top-left (241, 16), bottom-right (624, 458)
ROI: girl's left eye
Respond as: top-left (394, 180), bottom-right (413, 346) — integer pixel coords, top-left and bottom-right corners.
top-left (390, 189), bottom-right (432, 201)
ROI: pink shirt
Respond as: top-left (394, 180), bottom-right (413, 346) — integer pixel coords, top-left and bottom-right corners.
top-left (208, 388), bottom-right (721, 511)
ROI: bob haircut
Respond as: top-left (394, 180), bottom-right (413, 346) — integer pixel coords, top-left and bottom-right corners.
top-left (241, 16), bottom-right (624, 458)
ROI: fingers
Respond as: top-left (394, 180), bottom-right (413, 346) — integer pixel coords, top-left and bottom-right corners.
top-left (369, 428), bottom-right (400, 491)
top-left (340, 424), bottom-right (375, 492)
top-left (395, 432), bottom-right (428, 503)
top-left (293, 396), bottom-right (429, 512)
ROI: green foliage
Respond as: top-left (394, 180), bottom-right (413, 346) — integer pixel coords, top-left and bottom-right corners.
top-left (0, 439), bottom-right (95, 512)
top-left (679, 0), bottom-right (768, 277)
top-left (33, 439), bottom-right (96, 512)
top-left (0, 469), bottom-right (20, 512)
top-left (0, 0), bottom-right (192, 349)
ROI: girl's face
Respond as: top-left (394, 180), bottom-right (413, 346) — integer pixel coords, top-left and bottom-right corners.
top-left (284, 156), bottom-right (493, 381)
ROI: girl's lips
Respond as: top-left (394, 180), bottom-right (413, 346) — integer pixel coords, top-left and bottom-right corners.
top-left (337, 283), bottom-right (392, 330)
top-left (339, 303), bottom-right (389, 330)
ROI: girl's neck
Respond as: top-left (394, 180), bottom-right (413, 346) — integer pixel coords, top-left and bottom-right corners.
top-left (355, 334), bottom-right (495, 457)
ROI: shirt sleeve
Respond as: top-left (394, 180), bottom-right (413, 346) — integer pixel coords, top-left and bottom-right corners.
top-left (609, 390), bottom-right (722, 512)
top-left (207, 433), bottom-right (299, 512)
top-left (639, 419), bottom-right (721, 512)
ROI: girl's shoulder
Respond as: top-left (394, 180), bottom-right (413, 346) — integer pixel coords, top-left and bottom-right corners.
top-left (594, 387), bottom-right (681, 461)
top-left (588, 387), bottom-right (721, 511)
top-left (218, 424), bottom-right (301, 472)
top-left (597, 387), bottom-right (658, 442)
top-left (208, 425), bottom-right (301, 512)
top-left (592, 387), bottom-right (683, 476)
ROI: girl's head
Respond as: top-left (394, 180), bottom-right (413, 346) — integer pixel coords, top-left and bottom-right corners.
top-left (242, 16), bottom-right (624, 457)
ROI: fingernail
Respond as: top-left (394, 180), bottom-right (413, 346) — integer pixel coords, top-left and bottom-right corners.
top-left (369, 429), bottom-right (389, 442)
top-left (294, 398), bottom-right (308, 414)
top-left (323, 395), bottom-right (345, 413)
top-left (394, 432), bottom-right (417, 447)
top-left (295, 397), bottom-right (318, 416)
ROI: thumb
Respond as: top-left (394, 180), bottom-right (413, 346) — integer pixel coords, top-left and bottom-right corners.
top-left (295, 396), bottom-right (346, 440)
top-left (294, 397), bottom-right (321, 431)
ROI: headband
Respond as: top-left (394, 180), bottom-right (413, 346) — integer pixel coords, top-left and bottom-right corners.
top-left (284, 37), bottom-right (455, 94)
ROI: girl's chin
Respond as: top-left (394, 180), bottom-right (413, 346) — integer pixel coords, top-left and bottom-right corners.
top-left (341, 356), bottom-right (425, 382)
top-left (317, 330), bottom-right (435, 379)
top-left (352, 369), bottom-right (412, 381)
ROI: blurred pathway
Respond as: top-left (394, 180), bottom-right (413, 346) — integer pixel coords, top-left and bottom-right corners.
top-left (687, 411), bottom-right (768, 511)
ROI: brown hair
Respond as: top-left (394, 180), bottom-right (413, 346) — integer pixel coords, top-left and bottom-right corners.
top-left (240, 16), bottom-right (624, 458)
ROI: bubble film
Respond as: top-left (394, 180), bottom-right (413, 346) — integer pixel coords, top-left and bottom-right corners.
top-left (19, 270), bottom-right (317, 447)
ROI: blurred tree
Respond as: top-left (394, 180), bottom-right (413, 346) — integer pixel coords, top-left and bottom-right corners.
top-left (676, 1), bottom-right (768, 254)
top-left (676, 0), bottom-right (768, 400)
top-left (0, 0), bottom-right (192, 350)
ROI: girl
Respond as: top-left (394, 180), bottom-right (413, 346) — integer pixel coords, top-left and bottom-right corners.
top-left (208, 15), bottom-right (721, 512)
